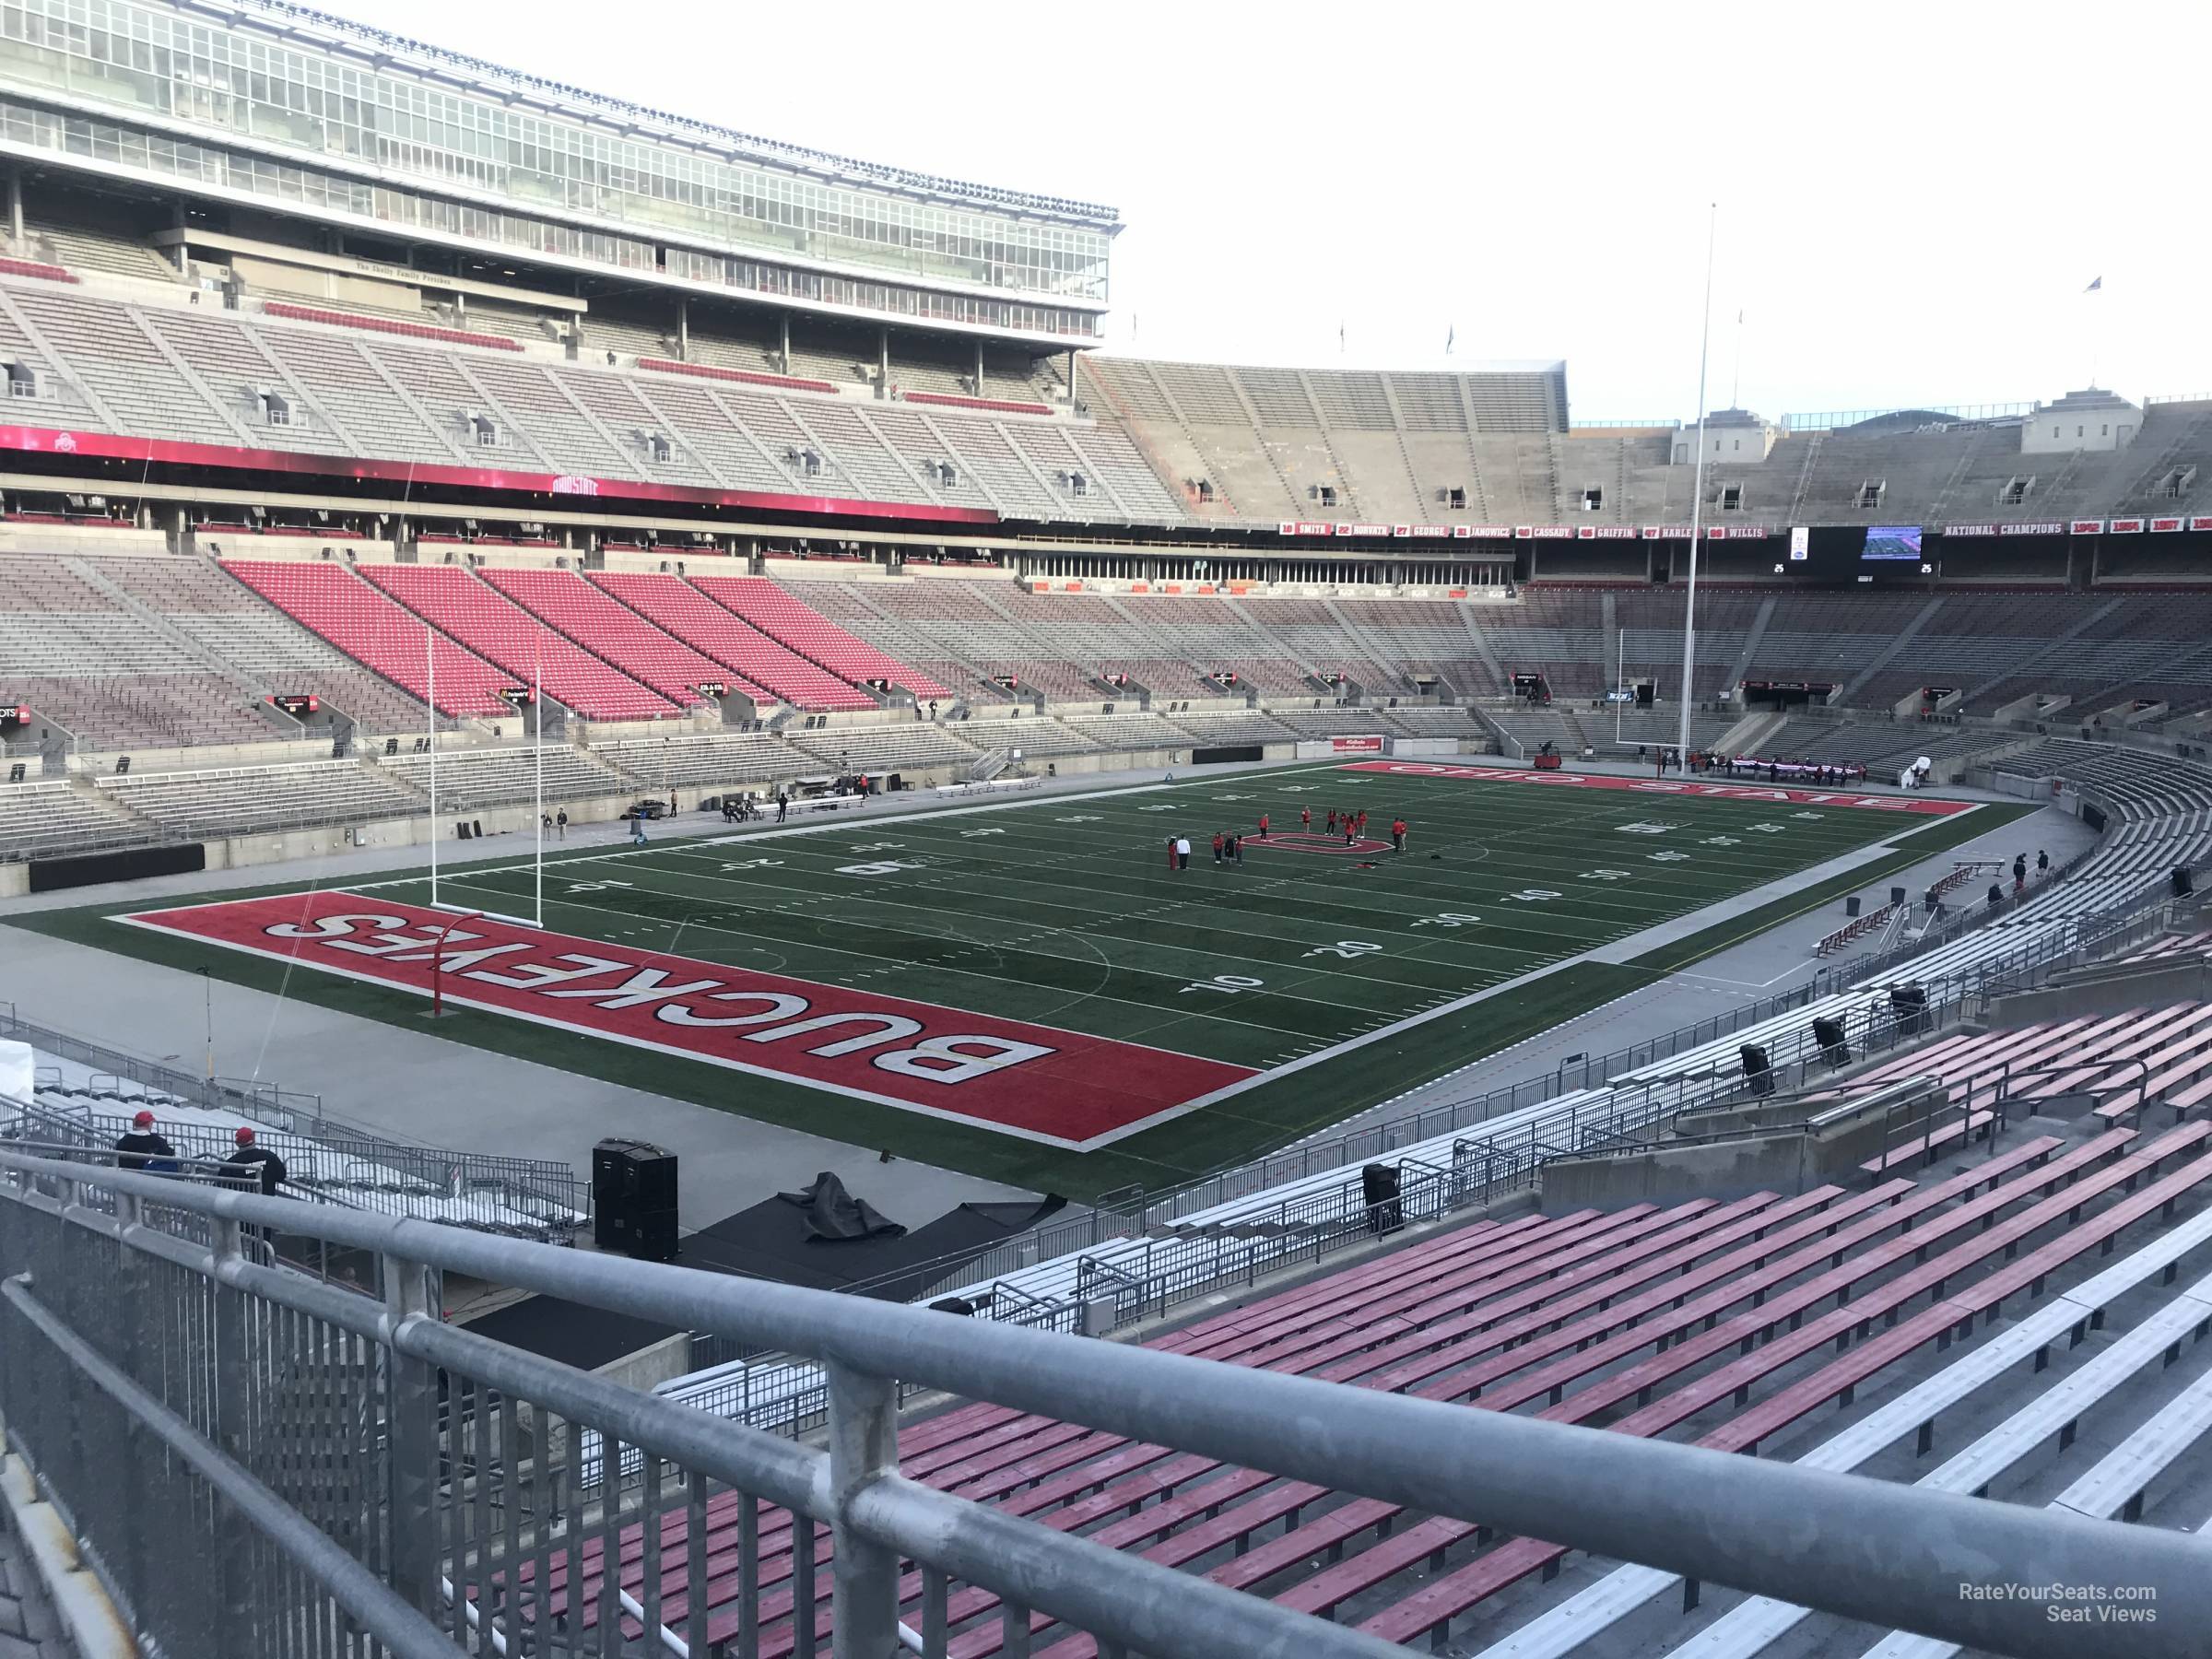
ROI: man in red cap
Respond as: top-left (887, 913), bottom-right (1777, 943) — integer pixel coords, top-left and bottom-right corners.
top-left (113, 1109), bottom-right (176, 1172)
top-left (218, 1125), bottom-right (288, 1198)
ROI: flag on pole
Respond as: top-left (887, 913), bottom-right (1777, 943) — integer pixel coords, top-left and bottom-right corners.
top-left (2084, 276), bottom-right (2102, 292)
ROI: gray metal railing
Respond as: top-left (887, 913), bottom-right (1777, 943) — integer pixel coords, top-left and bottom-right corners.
top-left (2, 1005), bottom-right (590, 1233)
top-left (0, 1147), bottom-right (2203, 1659)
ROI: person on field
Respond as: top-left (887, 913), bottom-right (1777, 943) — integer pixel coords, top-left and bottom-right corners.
top-left (1212, 830), bottom-right (1225, 865)
top-left (776, 791), bottom-right (789, 823)
top-left (556, 807), bottom-right (568, 841)
top-left (1326, 808), bottom-right (1338, 832)
top-left (114, 1110), bottom-right (176, 1173)
top-left (1257, 812), bottom-right (1269, 839)
top-left (1300, 806), bottom-right (1312, 830)
top-left (1391, 817), bottom-right (1407, 853)
top-left (1231, 832), bottom-right (1244, 866)
top-left (1175, 836), bottom-right (1192, 871)
top-left (1166, 837), bottom-right (1178, 872)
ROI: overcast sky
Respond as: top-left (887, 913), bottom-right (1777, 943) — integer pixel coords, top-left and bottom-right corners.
top-left (322, 0), bottom-right (2205, 424)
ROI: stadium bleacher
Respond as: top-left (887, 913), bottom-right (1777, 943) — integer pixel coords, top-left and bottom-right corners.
top-left (476, 566), bottom-right (738, 708)
top-left (225, 559), bottom-right (517, 720)
top-left (688, 576), bottom-right (952, 700)
top-left (359, 563), bottom-right (681, 723)
top-left (589, 571), bottom-right (878, 712)
top-left (98, 758), bottom-right (421, 840)
top-left (582, 1105), bottom-right (2212, 1655)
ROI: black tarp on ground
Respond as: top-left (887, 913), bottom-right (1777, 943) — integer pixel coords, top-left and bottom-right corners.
top-left (459, 1188), bottom-right (1067, 1366)
top-left (678, 1187), bottom-right (1066, 1298)
top-left (460, 1293), bottom-right (680, 1373)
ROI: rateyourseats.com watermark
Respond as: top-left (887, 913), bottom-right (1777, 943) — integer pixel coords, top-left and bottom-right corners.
top-left (1959, 1582), bottom-right (2159, 1625)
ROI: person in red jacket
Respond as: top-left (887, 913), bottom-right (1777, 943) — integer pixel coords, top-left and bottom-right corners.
top-left (1326, 807), bottom-right (1338, 832)
top-left (1212, 830), bottom-right (1225, 865)
top-left (1300, 806), bottom-right (1312, 830)
top-left (1391, 817), bottom-right (1408, 853)
top-left (1257, 812), bottom-right (1269, 839)
top-left (1165, 838), bottom-right (1177, 872)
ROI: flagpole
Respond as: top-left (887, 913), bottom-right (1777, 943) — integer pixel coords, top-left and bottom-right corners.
top-left (1729, 309), bottom-right (1744, 409)
top-left (2085, 276), bottom-right (2103, 390)
top-left (1677, 203), bottom-right (1719, 765)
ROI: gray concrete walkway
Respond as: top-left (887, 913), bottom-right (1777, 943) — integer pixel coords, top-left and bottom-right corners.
top-left (0, 923), bottom-right (1034, 1230)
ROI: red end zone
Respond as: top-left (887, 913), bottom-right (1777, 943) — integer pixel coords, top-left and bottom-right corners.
top-left (118, 892), bottom-right (1253, 1150)
top-left (1340, 761), bottom-right (1977, 816)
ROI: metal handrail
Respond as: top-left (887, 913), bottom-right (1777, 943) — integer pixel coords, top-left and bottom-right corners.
top-left (0, 1148), bottom-right (2200, 1659)
top-left (1, 1006), bottom-right (588, 1224)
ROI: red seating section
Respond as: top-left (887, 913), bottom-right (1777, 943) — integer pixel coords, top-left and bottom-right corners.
top-left (900, 391), bottom-right (1053, 417)
top-left (634, 358), bottom-right (838, 394)
top-left (477, 568), bottom-right (750, 707)
top-left (223, 560), bottom-right (513, 718)
top-left (518, 1106), bottom-right (2212, 1655)
top-left (0, 256), bottom-right (76, 285)
top-left (262, 302), bottom-right (522, 352)
top-left (361, 565), bottom-right (677, 721)
top-left (587, 572), bottom-right (877, 711)
top-left (688, 577), bottom-right (952, 700)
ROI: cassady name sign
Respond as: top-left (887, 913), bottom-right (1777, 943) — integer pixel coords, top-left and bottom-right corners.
top-left (120, 893), bottom-right (1254, 1148)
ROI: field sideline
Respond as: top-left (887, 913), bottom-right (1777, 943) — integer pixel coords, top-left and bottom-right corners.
top-left (12, 760), bottom-right (2031, 1198)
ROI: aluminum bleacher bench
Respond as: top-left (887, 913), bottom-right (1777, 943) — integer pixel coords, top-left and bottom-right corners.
top-left (524, 1206), bottom-right (1620, 1641)
top-left (1676, 1264), bottom-right (2212, 1659)
top-left (742, 1202), bottom-right (1789, 1655)
top-left (936, 1141), bottom-right (2140, 1657)
top-left (1475, 1194), bottom-right (2212, 1658)
top-left (1342, 1187), bottom-right (1900, 1400)
top-left (1340, 1140), bottom-right (2212, 1653)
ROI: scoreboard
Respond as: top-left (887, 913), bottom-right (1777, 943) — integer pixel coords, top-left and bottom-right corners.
top-left (1786, 525), bottom-right (1936, 584)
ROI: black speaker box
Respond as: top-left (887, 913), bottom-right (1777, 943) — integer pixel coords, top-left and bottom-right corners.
top-left (1890, 984), bottom-right (1930, 1036)
top-left (1740, 1043), bottom-right (1772, 1086)
top-left (593, 1138), bottom-right (678, 1249)
top-left (610, 1206), bottom-right (677, 1263)
top-left (1812, 1017), bottom-right (1851, 1065)
top-left (2175, 866), bottom-right (2195, 899)
top-left (1360, 1163), bottom-right (1405, 1236)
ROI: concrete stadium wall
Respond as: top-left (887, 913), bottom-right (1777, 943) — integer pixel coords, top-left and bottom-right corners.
top-left (1543, 1113), bottom-right (1894, 1207)
top-left (0, 864), bottom-right (26, 899)
top-left (67, 738), bottom-right (323, 776)
top-left (1989, 958), bottom-right (2212, 1026)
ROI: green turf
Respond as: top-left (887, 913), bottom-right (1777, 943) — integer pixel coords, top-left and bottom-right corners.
top-left (9, 763), bottom-right (2016, 1199)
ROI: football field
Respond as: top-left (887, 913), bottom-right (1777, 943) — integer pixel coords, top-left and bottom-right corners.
top-left (23, 761), bottom-right (2024, 1198)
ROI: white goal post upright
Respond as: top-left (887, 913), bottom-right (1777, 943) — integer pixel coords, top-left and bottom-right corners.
top-left (426, 622), bottom-right (438, 911)
top-left (1677, 201), bottom-right (1719, 765)
top-left (423, 618), bottom-right (543, 933)
top-left (533, 632), bottom-right (544, 929)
